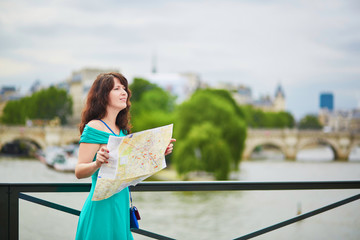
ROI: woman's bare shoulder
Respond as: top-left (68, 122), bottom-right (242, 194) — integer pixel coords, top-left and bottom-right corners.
top-left (87, 120), bottom-right (106, 131)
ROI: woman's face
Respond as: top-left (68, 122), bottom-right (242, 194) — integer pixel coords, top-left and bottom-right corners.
top-left (107, 77), bottom-right (128, 111)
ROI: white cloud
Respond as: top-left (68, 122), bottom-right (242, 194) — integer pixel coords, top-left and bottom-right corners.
top-left (13, 48), bottom-right (77, 65)
top-left (0, 58), bottom-right (34, 77)
top-left (0, 0), bottom-right (359, 116)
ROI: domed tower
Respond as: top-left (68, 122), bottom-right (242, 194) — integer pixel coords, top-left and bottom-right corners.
top-left (273, 84), bottom-right (286, 112)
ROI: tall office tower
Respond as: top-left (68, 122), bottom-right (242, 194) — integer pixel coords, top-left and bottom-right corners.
top-left (320, 92), bottom-right (334, 111)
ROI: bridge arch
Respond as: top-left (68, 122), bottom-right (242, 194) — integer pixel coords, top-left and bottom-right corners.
top-left (0, 135), bottom-right (46, 150)
top-left (244, 138), bottom-right (287, 160)
top-left (0, 137), bottom-right (44, 157)
top-left (297, 137), bottom-right (340, 160)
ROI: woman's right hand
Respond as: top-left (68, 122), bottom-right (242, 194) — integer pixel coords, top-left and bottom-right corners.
top-left (95, 146), bottom-right (109, 168)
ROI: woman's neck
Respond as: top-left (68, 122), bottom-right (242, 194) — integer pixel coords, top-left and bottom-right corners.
top-left (102, 108), bottom-right (119, 130)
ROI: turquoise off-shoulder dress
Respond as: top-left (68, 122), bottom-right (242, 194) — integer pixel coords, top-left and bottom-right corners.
top-left (75, 125), bottom-right (134, 240)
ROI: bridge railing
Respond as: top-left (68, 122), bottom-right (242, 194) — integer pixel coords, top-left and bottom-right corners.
top-left (1, 181), bottom-right (360, 240)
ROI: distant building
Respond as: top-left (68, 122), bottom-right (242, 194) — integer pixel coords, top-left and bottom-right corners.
top-left (318, 108), bottom-right (330, 127)
top-left (66, 67), bottom-right (120, 125)
top-left (252, 95), bottom-right (275, 111)
top-left (236, 85), bottom-right (252, 104)
top-left (239, 84), bottom-right (286, 112)
top-left (273, 85), bottom-right (286, 112)
top-left (252, 84), bottom-right (286, 112)
top-left (318, 92), bottom-right (360, 132)
top-left (319, 108), bottom-right (360, 132)
top-left (223, 83), bottom-right (286, 112)
top-left (0, 86), bottom-right (20, 101)
top-left (29, 80), bottom-right (43, 94)
top-left (216, 83), bottom-right (252, 105)
top-left (350, 109), bottom-right (360, 133)
top-left (320, 92), bottom-right (334, 111)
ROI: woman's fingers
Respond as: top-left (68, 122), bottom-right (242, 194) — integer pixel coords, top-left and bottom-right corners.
top-left (165, 139), bottom-right (176, 156)
top-left (96, 147), bottom-right (110, 167)
top-left (165, 148), bottom-right (172, 155)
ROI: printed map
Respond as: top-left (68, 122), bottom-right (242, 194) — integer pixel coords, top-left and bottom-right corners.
top-left (92, 124), bottom-right (173, 201)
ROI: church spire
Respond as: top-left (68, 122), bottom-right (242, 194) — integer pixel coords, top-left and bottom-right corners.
top-left (275, 83), bottom-right (285, 98)
top-left (152, 50), bottom-right (157, 74)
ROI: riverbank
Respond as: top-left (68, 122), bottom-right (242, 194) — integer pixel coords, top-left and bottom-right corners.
top-left (0, 154), bottom-right (38, 160)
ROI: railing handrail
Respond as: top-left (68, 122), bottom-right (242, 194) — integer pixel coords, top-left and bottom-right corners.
top-left (1, 180), bottom-right (360, 192)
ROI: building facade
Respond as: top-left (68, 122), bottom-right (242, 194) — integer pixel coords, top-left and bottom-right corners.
top-left (320, 109), bottom-right (360, 133)
top-left (224, 83), bottom-right (286, 112)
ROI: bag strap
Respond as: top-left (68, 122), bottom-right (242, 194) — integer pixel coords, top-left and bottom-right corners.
top-left (129, 187), bottom-right (133, 208)
top-left (99, 119), bottom-right (117, 136)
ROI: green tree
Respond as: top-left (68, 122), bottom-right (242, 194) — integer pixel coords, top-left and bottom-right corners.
top-left (30, 86), bottom-right (73, 124)
top-left (132, 87), bottom-right (175, 114)
top-left (277, 111), bottom-right (295, 128)
top-left (175, 122), bottom-right (232, 180)
top-left (1, 97), bottom-right (29, 125)
top-left (130, 78), bottom-right (159, 102)
top-left (298, 114), bottom-right (322, 129)
top-left (173, 89), bottom-right (247, 180)
top-left (130, 78), bottom-right (176, 133)
top-left (239, 105), bottom-right (295, 128)
top-left (131, 110), bottom-right (175, 133)
top-left (1, 86), bottom-right (73, 125)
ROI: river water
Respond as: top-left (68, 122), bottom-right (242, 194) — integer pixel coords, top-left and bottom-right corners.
top-left (1, 147), bottom-right (360, 240)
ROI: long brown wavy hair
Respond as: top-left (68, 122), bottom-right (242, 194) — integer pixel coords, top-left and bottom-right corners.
top-left (79, 72), bottom-right (132, 134)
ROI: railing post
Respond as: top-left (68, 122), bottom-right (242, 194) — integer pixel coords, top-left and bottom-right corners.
top-left (0, 185), bottom-right (9, 240)
top-left (8, 185), bottom-right (19, 240)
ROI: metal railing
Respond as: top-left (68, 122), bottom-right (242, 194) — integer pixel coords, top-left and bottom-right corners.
top-left (1, 181), bottom-right (360, 240)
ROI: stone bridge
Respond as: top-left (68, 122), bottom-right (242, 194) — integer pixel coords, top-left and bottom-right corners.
top-left (0, 126), bottom-right (80, 150)
top-left (244, 129), bottom-right (360, 161)
top-left (1, 126), bottom-right (359, 160)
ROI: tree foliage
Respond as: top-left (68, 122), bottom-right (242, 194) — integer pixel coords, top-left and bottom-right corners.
top-left (174, 122), bottom-right (232, 180)
top-left (173, 89), bottom-right (247, 180)
top-left (1, 86), bottom-right (73, 125)
top-left (128, 79), bottom-right (297, 180)
top-left (298, 114), bottom-right (322, 129)
top-left (240, 105), bottom-right (295, 128)
top-left (129, 78), bottom-right (176, 133)
top-left (130, 78), bottom-right (159, 103)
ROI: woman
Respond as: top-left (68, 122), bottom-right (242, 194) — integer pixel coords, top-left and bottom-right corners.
top-left (75, 72), bottom-right (175, 240)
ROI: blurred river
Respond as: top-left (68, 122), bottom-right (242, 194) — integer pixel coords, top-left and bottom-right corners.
top-left (1, 147), bottom-right (360, 240)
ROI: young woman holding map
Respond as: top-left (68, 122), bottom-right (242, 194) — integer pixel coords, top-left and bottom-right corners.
top-left (74, 72), bottom-right (175, 240)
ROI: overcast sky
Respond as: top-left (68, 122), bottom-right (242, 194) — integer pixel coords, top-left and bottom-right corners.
top-left (1, 0), bottom-right (359, 119)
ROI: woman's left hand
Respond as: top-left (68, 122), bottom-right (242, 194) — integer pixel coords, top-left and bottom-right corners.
top-left (165, 139), bottom-right (176, 156)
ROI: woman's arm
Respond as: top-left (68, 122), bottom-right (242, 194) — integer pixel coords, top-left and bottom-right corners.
top-left (75, 143), bottom-right (109, 179)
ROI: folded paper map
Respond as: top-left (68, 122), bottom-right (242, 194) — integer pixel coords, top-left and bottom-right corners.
top-left (92, 124), bottom-right (173, 201)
